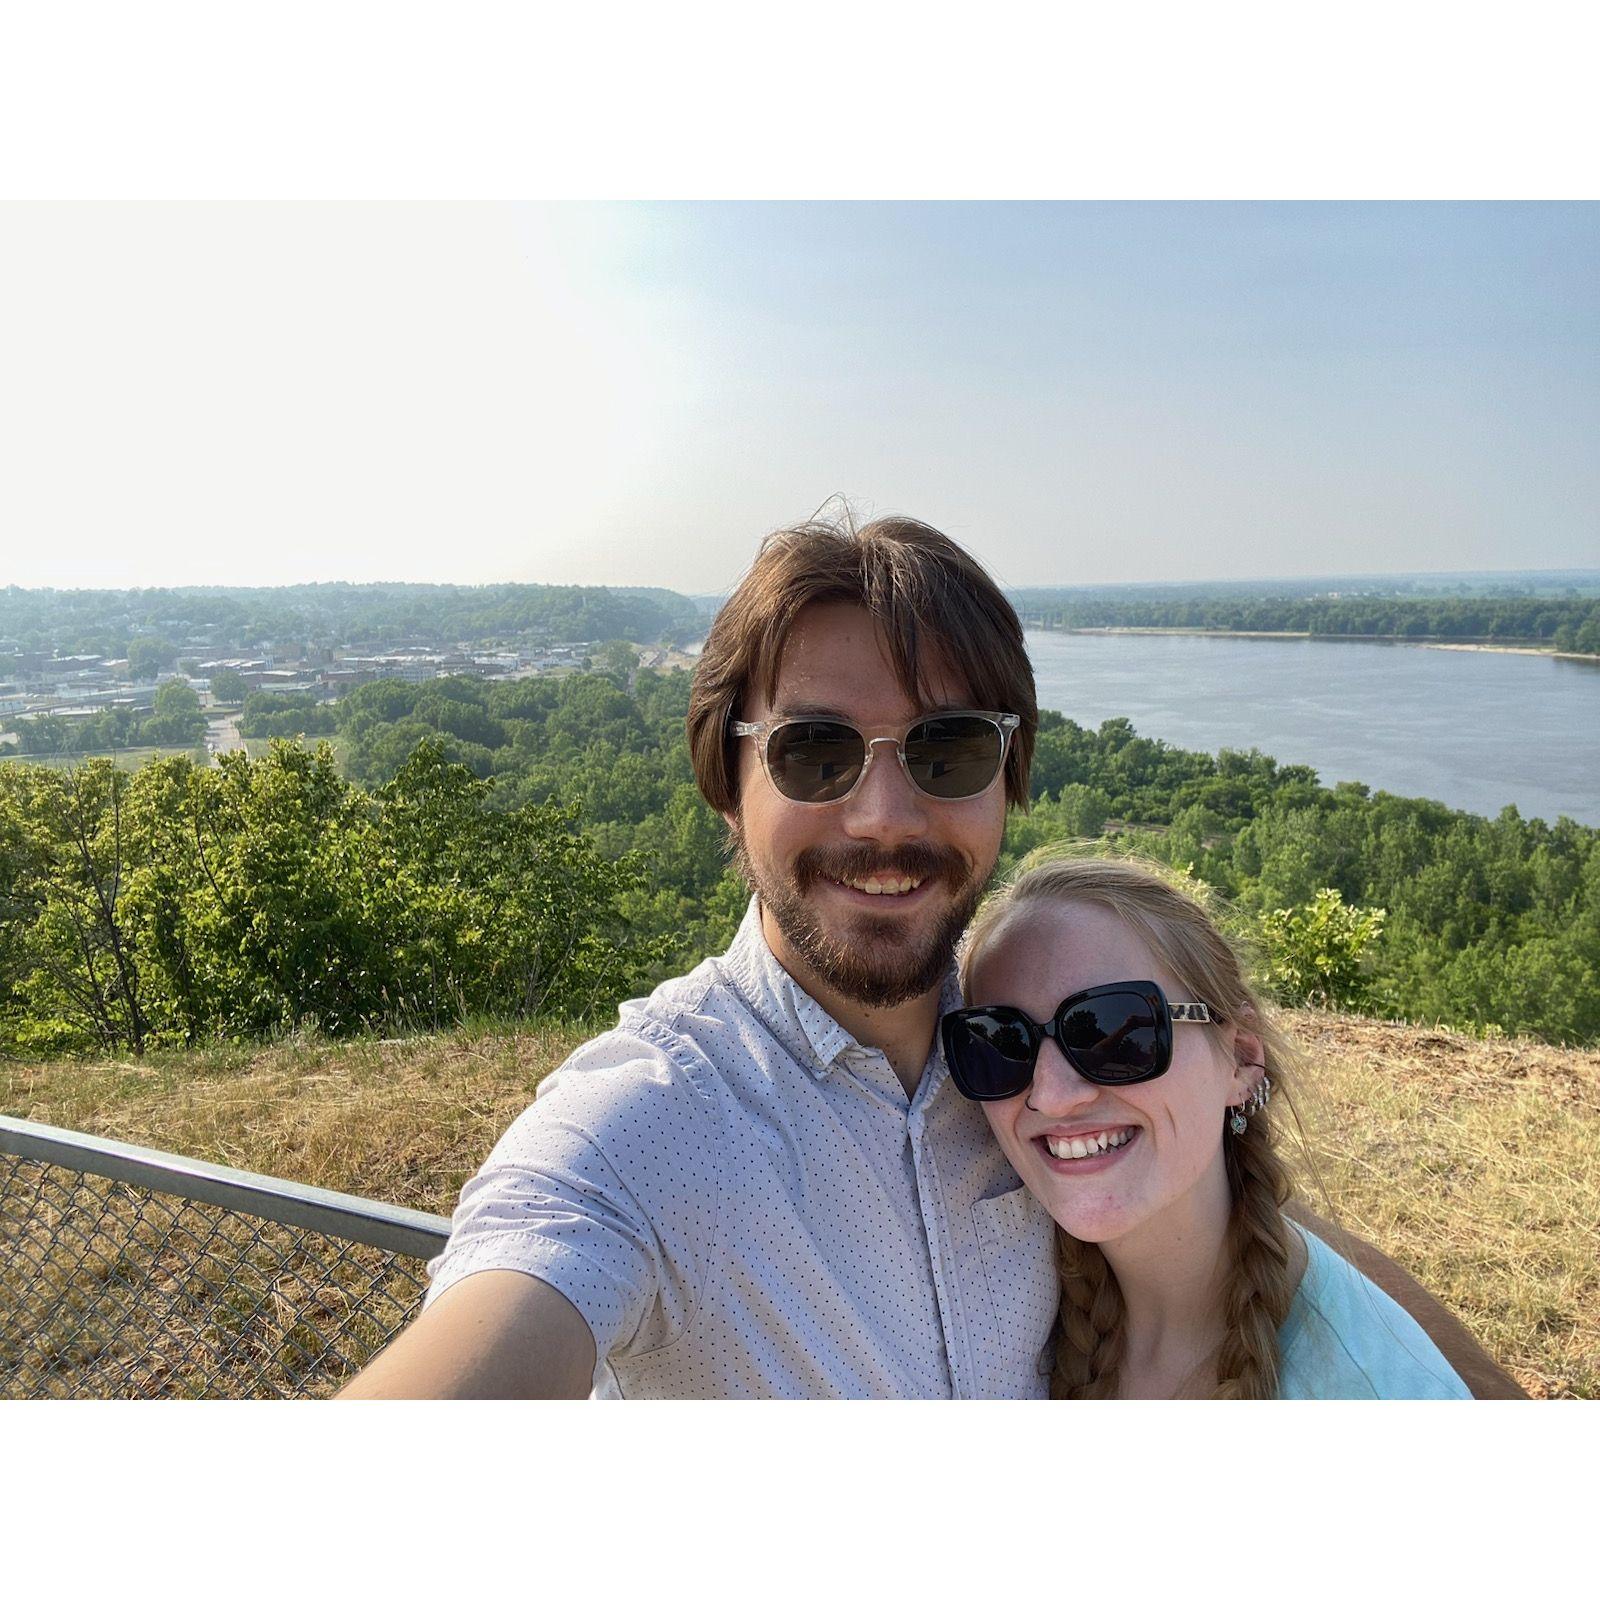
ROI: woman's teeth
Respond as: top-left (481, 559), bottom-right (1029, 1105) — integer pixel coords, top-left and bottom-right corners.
top-left (1045, 1129), bottom-right (1135, 1161)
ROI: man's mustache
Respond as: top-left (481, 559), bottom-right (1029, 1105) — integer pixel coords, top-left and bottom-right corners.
top-left (793, 841), bottom-right (969, 891)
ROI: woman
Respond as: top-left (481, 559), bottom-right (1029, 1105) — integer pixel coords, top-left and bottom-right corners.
top-left (942, 853), bottom-right (1470, 1399)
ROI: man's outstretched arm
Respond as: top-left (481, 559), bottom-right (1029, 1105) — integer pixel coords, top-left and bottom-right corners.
top-left (1286, 1200), bottom-right (1527, 1399)
top-left (336, 1270), bottom-right (597, 1400)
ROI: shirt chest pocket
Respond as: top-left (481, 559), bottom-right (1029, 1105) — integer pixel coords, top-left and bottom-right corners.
top-left (971, 1184), bottom-right (1060, 1398)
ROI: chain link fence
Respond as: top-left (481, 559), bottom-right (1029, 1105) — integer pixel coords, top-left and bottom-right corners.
top-left (1, 1114), bottom-right (450, 1399)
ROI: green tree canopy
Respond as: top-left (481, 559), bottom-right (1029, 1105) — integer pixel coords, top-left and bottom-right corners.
top-left (126, 637), bottom-right (178, 680)
top-left (209, 667), bottom-right (248, 703)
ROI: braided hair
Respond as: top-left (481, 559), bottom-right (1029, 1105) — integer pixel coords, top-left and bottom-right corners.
top-left (959, 850), bottom-right (1304, 1401)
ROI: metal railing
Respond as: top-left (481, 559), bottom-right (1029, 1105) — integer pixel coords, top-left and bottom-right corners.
top-left (0, 1114), bottom-right (450, 1399)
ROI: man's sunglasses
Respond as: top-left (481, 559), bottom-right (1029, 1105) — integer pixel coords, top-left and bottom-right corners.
top-left (730, 711), bottom-right (1021, 805)
top-left (941, 980), bottom-right (1215, 1099)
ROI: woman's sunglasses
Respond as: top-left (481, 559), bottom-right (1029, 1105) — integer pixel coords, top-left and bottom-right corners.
top-left (730, 710), bottom-right (1021, 805)
top-left (941, 980), bottom-right (1215, 1100)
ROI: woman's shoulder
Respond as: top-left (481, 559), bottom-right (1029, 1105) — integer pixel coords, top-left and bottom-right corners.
top-left (1277, 1223), bottom-right (1473, 1400)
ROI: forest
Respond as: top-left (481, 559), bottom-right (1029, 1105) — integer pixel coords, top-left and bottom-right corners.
top-left (3, 663), bottom-right (1596, 1056)
top-left (1019, 593), bottom-right (1600, 648)
top-left (0, 581), bottom-right (703, 662)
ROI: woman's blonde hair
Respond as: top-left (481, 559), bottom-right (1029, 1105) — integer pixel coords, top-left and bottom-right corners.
top-left (957, 848), bottom-right (1303, 1400)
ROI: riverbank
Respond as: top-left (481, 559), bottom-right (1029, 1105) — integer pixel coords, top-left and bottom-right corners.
top-left (5, 1010), bottom-right (1595, 1396)
top-left (1054, 626), bottom-right (1600, 661)
top-left (1058, 626), bottom-right (1311, 639)
top-left (1427, 642), bottom-right (1600, 663)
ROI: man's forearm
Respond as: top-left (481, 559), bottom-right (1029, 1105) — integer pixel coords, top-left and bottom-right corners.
top-left (336, 1270), bottom-right (596, 1400)
top-left (1285, 1199), bottom-right (1527, 1399)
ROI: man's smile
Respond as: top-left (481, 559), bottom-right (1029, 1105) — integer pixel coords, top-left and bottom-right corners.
top-left (795, 839), bottom-right (968, 900)
top-left (820, 871), bottom-right (936, 908)
top-left (833, 871), bottom-right (925, 896)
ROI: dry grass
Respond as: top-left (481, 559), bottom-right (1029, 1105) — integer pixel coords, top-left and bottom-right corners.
top-left (1, 1022), bottom-right (587, 1219)
top-left (5, 1012), bottom-right (1596, 1398)
top-left (1277, 1013), bottom-right (1599, 1400)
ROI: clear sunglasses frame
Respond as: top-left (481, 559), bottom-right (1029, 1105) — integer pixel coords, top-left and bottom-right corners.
top-left (729, 709), bottom-right (1021, 806)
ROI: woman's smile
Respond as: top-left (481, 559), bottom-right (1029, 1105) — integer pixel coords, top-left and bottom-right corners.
top-left (1036, 1125), bottom-right (1140, 1171)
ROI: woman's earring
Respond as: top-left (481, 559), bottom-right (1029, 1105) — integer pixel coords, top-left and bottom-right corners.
top-left (1229, 1074), bottom-right (1272, 1135)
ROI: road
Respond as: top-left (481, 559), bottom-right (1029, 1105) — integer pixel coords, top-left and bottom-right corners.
top-left (204, 712), bottom-right (244, 765)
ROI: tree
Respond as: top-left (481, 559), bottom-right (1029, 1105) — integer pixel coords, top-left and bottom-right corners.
top-left (595, 639), bottom-right (639, 685)
top-left (139, 680), bottom-right (206, 746)
top-left (8, 715), bottom-right (69, 755)
top-left (210, 667), bottom-right (247, 704)
top-left (239, 691), bottom-right (336, 739)
top-left (143, 741), bottom-right (387, 1040)
top-left (374, 740), bottom-right (677, 1023)
top-left (126, 636), bottom-right (178, 680)
top-left (412, 685), bottom-right (506, 749)
top-left (0, 760), bottom-right (152, 1053)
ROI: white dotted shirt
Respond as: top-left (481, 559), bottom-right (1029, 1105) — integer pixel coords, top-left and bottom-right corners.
top-left (424, 897), bottom-right (1059, 1398)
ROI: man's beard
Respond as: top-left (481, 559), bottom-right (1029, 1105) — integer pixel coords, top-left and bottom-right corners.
top-left (730, 825), bottom-right (989, 1009)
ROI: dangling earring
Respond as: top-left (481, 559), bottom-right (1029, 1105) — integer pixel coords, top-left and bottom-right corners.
top-left (1228, 1073), bottom-right (1272, 1136)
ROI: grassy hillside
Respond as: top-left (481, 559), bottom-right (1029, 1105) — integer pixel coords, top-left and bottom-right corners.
top-left (4, 1011), bottom-right (1595, 1398)
top-left (0, 744), bottom-right (202, 772)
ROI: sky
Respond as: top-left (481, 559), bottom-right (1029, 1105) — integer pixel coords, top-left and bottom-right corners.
top-left (2, 201), bottom-right (1595, 597)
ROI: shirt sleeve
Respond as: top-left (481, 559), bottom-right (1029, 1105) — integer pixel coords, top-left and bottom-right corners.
top-left (422, 1024), bottom-right (724, 1385)
top-left (1279, 1230), bottom-right (1474, 1400)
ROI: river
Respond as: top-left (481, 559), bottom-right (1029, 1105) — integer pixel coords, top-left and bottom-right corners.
top-left (1025, 631), bottom-right (1600, 827)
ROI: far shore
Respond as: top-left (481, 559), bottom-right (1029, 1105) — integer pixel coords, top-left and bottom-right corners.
top-left (1426, 642), bottom-right (1600, 663)
top-left (1040, 626), bottom-right (1600, 662)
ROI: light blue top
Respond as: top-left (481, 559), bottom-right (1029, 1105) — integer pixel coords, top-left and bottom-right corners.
top-left (1277, 1224), bottom-right (1472, 1399)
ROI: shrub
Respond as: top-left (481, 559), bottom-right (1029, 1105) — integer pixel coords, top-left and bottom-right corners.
top-left (1257, 888), bottom-right (1387, 1010)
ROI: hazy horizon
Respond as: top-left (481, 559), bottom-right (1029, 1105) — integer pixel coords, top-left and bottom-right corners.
top-left (4, 203), bottom-right (1596, 595)
top-left (5, 564), bottom-right (1600, 601)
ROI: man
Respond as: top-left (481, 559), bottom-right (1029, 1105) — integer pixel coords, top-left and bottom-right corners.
top-left (340, 514), bottom-right (1521, 1399)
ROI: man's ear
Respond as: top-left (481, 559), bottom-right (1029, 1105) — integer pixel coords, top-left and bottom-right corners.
top-left (1227, 1004), bottom-right (1267, 1106)
top-left (722, 709), bottom-right (750, 830)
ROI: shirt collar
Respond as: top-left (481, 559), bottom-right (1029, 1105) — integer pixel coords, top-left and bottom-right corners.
top-left (721, 895), bottom-right (963, 1086)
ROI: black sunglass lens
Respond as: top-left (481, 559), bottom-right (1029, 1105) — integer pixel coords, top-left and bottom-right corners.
top-left (1059, 992), bottom-right (1163, 1082)
top-left (903, 715), bottom-right (1005, 799)
top-left (943, 1010), bottom-right (1037, 1098)
top-left (766, 721), bottom-right (868, 802)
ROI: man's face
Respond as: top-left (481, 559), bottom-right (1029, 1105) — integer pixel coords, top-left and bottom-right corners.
top-left (727, 600), bottom-right (1009, 1009)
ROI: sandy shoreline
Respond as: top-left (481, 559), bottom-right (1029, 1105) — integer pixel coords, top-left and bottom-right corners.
top-left (1426, 642), bottom-right (1600, 662)
top-left (1048, 626), bottom-right (1600, 662)
top-left (1056, 627), bottom-right (1309, 639)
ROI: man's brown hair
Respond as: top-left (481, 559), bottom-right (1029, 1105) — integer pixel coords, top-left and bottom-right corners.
top-left (687, 512), bottom-right (1037, 814)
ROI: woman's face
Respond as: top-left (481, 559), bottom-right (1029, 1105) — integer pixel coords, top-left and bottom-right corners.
top-left (965, 901), bottom-right (1255, 1247)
